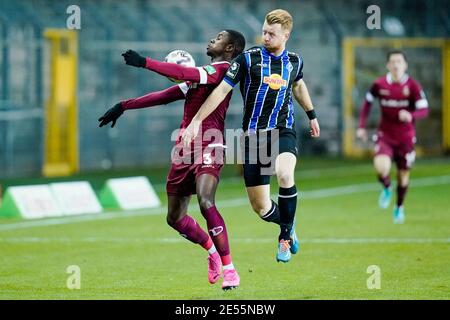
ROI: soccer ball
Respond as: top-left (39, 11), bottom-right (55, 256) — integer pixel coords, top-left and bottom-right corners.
top-left (164, 50), bottom-right (196, 83)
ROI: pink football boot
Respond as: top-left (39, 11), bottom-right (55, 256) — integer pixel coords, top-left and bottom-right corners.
top-left (207, 252), bottom-right (222, 284)
top-left (222, 269), bottom-right (240, 290)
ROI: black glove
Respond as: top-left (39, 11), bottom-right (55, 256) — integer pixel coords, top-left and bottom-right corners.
top-left (98, 102), bottom-right (124, 128)
top-left (122, 50), bottom-right (146, 68)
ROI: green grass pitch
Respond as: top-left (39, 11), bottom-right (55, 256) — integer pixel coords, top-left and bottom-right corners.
top-left (0, 157), bottom-right (449, 299)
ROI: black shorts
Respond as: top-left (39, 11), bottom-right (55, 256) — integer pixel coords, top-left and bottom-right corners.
top-left (242, 127), bottom-right (298, 187)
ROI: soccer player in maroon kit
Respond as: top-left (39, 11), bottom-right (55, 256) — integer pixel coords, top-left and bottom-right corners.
top-left (98, 30), bottom-right (246, 290)
top-left (356, 50), bottom-right (429, 224)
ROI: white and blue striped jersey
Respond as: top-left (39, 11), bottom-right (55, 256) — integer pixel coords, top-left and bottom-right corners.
top-left (223, 46), bottom-right (303, 133)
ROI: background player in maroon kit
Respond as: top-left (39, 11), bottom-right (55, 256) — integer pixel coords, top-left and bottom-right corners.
top-left (98, 30), bottom-right (245, 290)
top-left (356, 50), bottom-right (429, 224)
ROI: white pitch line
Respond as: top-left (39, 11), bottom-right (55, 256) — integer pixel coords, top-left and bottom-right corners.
top-left (0, 208), bottom-right (165, 231)
top-left (0, 237), bottom-right (449, 244)
top-left (303, 174), bottom-right (450, 199)
top-left (0, 174), bottom-right (449, 232)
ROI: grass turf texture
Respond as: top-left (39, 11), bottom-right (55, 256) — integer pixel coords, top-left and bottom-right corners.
top-left (0, 157), bottom-right (449, 299)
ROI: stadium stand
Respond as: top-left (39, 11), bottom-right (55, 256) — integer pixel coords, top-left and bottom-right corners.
top-left (0, 0), bottom-right (448, 177)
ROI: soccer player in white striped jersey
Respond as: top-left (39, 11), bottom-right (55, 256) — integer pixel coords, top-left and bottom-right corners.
top-left (182, 9), bottom-right (320, 263)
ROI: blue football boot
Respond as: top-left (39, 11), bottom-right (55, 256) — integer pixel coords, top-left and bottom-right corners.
top-left (378, 187), bottom-right (392, 209)
top-left (276, 239), bottom-right (292, 263)
top-left (290, 227), bottom-right (300, 254)
top-left (393, 206), bottom-right (405, 224)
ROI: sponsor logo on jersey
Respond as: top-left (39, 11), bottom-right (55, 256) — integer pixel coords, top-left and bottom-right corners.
top-left (402, 86), bottom-right (410, 97)
top-left (226, 61), bottom-right (240, 79)
top-left (263, 73), bottom-right (287, 90)
top-left (203, 65), bottom-right (216, 75)
top-left (380, 99), bottom-right (409, 108)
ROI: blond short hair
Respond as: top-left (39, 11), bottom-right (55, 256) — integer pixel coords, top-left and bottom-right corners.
top-left (265, 9), bottom-right (293, 32)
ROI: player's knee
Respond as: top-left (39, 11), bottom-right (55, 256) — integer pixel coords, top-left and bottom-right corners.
top-left (166, 213), bottom-right (180, 227)
top-left (374, 156), bottom-right (391, 174)
top-left (277, 172), bottom-right (294, 188)
top-left (197, 195), bottom-right (214, 212)
top-left (249, 199), bottom-right (271, 216)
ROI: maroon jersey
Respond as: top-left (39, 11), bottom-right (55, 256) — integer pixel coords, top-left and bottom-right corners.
top-left (122, 59), bottom-right (232, 165)
top-left (358, 73), bottom-right (429, 140)
top-left (176, 61), bottom-right (232, 147)
top-left (120, 58), bottom-right (232, 195)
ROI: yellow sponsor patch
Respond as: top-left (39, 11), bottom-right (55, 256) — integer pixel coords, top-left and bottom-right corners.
top-left (263, 74), bottom-right (287, 90)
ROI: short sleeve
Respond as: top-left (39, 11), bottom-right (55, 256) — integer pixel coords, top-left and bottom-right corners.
top-left (294, 57), bottom-right (303, 81)
top-left (223, 53), bottom-right (247, 88)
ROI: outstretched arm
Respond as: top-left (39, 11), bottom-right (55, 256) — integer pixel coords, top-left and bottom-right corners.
top-left (292, 79), bottom-right (320, 138)
top-left (181, 80), bottom-right (233, 146)
top-left (144, 58), bottom-right (202, 83)
top-left (121, 85), bottom-right (185, 110)
top-left (122, 50), bottom-right (213, 83)
top-left (98, 85), bottom-right (185, 128)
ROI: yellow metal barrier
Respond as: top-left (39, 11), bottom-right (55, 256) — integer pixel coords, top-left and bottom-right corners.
top-left (43, 29), bottom-right (79, 176)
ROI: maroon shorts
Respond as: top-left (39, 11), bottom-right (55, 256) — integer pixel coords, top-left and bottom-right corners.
top-left (166, 162), bottom-right (223, 196)
top-left (167, 142), bottom-right (226, 196)
top-left (374, 132), bottom-right (416, 170)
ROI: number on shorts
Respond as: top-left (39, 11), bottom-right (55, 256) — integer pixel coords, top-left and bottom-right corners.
top-left (405, 150), bottom-right (416, 168)
top-left (203, 153), bottom-right (212, 165)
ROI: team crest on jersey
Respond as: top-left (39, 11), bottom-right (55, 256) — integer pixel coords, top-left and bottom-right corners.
top-left (226, 61), bottom-right (240, 79)
top-left (286, 62), bottom-right (293, 72)
top-left (263, 74), bottom-right (287, 90)
top-left (402, 86), bottom-right (410, 97)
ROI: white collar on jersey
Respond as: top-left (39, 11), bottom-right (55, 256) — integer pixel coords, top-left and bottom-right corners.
top-left (386, 72), bottom-right (409, 85)
top-left (210, 61), bottom-right (231, 65)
